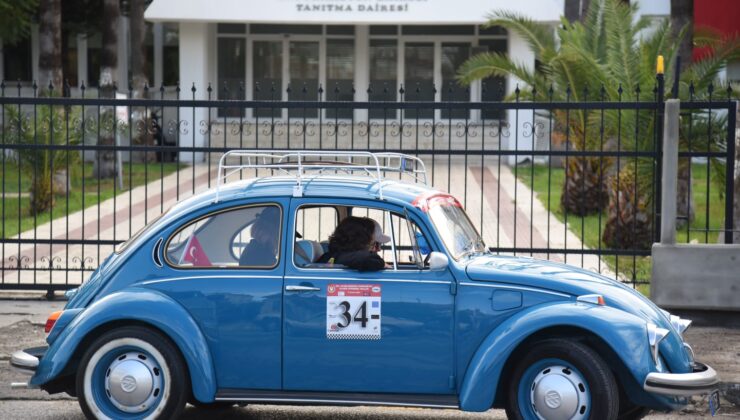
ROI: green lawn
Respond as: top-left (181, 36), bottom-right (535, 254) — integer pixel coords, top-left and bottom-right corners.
top-left (0, 161), bottom-right (183, 239)
top-left (515, 163), bottom-right (725, 287)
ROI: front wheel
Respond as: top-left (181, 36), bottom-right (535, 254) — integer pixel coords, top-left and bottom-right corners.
top-left (506, 338), bottom-right (619, 420)
top-left (76, 326), bottom-right (189, 419)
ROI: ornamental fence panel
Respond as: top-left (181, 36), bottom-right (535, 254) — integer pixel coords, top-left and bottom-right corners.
top-left (0, 79), bottom-right (735, 294)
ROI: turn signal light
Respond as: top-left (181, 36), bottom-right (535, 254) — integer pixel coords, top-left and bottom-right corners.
top-left (577, 294), bottom-right (606, 306)
top-left (45, 311), bottom-right (63, 334)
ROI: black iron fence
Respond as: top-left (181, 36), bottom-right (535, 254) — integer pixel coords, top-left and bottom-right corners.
top-left (0, 79), bottom-right (736, 293)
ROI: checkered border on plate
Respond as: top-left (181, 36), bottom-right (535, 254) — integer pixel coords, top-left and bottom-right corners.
top-left (327, 334), bottom-right (381, 340)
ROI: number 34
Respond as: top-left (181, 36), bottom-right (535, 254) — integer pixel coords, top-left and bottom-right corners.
top-left (335, 301), bottom-right (370, 329)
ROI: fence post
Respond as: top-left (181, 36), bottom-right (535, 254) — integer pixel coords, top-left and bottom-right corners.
top-left (726, 100), bottom-right (737, 244)
top-left (654, 57), bottom-right (665, 243)
top-left (660, 99), bottom-right (680, 245)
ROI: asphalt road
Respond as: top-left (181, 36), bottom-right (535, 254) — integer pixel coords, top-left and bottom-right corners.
top-left (1, 298), bottom-right (737, 419)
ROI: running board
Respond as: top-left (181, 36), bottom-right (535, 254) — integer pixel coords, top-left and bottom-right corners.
top-left (214, 389), bottom-right (459, 409)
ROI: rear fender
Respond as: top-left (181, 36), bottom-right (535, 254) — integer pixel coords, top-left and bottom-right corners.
top-left (459, 302), bottom-right (651, 412)
top-left (30, 287), bottom-right (217, 402)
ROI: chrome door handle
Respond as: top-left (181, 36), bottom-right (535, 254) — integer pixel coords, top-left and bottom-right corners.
top-left (285, 285), bottom-right (321, 292)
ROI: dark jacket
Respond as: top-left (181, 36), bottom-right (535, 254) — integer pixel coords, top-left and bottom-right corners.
top-left (317, 250), bottom-right (385, 272)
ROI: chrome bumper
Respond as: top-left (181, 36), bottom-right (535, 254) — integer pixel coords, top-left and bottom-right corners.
top-left (9, 346), bottom-right (46, 376)
top-left (644, 361), bottom-right (719, 397)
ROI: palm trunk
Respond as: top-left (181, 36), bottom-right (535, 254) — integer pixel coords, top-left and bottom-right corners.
top-left (130, 0), bottom-right (148, 98)
top-left (603, 168), bottom-right (653, 250)
top-left (93, 0), bottom-right (120, 179)
top-left (33, 0), bottom-right (62, 215)
top-left (129, 0), bottom-right (153, 163)
top-left (38, 0), bottom-right (62, 95)
top-left (560, 155), bottom-right (608, 216)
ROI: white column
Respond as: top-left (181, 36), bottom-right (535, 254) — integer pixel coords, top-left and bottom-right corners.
top-left (118, 17), bottom-right (129, 90)
top-left (354, 25), bottom-right (369, 122)
top-left (178, 22), bottom-right (209, 163)
top-left (77, 34), bottom-right (88, 88)
top-left (505, 31), bottom-right (536, 165)
top-left (153, 23), bottom-right (164, 88)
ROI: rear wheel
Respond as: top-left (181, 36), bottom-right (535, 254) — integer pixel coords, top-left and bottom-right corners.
top-left (76, 326), bottom-right (188, 419)
top-left (506, 338), bottom-right (619, 420)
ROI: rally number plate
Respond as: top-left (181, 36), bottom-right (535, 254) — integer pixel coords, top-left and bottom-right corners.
top-left (326, 284), bottom-right (381, 340)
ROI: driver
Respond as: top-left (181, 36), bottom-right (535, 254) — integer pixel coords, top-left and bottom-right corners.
top-left (317, 216), bottom-right (388, 271)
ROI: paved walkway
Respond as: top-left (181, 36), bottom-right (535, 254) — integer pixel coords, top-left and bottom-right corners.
top-left (1, 159), bottom-right (610, 287)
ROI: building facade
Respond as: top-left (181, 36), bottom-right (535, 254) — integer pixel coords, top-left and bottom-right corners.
top-left (0, 0), bottom-right (675, 162)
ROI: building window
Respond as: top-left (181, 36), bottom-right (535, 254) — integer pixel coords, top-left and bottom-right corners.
top-left (162, 23), bottom-right (179, 86)
top-left (62, 31), bottom-right (78, 88)
top-left (86, 32), bottom-right (102, 87)
top-left (326, 39), bottom-right (354, 119)
top-left (288, 41), bottom-right (320, 118)
top-left (3, 37), bottom-right (32, 82)
top-left (441, 43), bottom-right (471, 119)
top-left (253, 41), bottom-right (282, 118)
top-left (402, 25), bottom-right (474, 36)
top-left (478, 38), bottom-right (507, 120)
top-left (369, 39), bottom-right (397, 119)
top-left (404, 43), bottom-right (434, 119)
top-left (217, 37), bottom-right (246, 117)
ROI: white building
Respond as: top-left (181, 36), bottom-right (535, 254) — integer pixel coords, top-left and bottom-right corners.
top-left (0, 0), bottom-right (672, 162)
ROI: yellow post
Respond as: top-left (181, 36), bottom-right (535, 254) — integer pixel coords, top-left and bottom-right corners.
top-left (656, 55), bottom-right (665, 75)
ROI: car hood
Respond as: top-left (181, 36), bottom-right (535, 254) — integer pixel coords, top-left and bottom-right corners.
top-left (465, 254), bottom-right (669, 327)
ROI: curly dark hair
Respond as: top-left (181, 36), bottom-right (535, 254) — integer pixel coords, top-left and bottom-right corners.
top-left (328, 216), bottom-right (375, 253)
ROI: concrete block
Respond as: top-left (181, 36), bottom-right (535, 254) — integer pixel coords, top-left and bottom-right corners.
top-left (651, 243), bottom-right (740, 311)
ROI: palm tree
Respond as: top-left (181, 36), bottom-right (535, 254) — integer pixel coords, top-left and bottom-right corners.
top-left (0, 0), bottom-right (37, 45)
top-left (3, 105), bottom-right (82, 214)
top-left (458, 5), bottom-right (618, 216)
top-left (458, 0), bottom-right (738, 249)
top-left (93, 0), bottom-right (120, 179)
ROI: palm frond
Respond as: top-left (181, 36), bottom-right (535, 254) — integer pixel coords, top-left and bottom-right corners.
top-left (457, 52), bottom-right (539, 88)
top-left (485, 11), bottom-right (556, 61)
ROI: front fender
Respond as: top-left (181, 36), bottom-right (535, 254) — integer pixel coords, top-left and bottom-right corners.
top-left (459, 302), bottom-right (651, 412)
top-left (30, 287), bottom-right (217, 403)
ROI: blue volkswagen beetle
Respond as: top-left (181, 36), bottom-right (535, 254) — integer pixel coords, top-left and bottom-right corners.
top-left (11, 151), bottom-right (718, 419)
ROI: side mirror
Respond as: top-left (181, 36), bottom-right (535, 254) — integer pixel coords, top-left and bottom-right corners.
top-left (428, 252), bottom-right (449, 271)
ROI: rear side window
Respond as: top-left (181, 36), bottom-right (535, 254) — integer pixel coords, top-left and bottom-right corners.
top-left (165, 204), bottom-right (281, 268)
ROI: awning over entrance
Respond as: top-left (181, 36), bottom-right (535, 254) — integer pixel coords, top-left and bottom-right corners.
top-left (145, 0), bottom-right (564, 24)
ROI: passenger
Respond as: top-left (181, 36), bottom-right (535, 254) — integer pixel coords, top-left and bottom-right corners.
top-left (317, 216), bottom-right (387, 271)
top-left (239, 207), bottom-right (280, 267)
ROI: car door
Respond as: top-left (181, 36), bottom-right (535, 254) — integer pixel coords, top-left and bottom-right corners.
top-left (282, 198), bottom-right (456, 395)
top-left (159, 200), bottom-right (288, 390)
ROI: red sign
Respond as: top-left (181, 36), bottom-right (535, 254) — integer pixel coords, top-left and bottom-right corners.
top-left (327, 284), bottom-right (381, 297)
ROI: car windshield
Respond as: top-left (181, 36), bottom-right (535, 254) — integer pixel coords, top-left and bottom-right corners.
top-left (420, 194), bottom-right (487, 260)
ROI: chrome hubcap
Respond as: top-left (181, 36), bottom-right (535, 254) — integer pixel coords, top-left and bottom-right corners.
top-left (530, 365), bottom-right (589, 420)
top-left (104, 351), bottom-right (162, 413)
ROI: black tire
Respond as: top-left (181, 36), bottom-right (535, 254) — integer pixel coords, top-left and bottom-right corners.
top-left (75, 326), bottom-right (189, 420)
top-left (505, 338), bottom-right (620, 420)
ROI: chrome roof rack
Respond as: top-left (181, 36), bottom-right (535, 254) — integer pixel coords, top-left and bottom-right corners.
top-left (214, 150), bottom-right (428, 202)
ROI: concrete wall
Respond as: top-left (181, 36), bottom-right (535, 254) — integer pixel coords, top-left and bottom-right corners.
top-left (651, 99), bottom-right (740, 311)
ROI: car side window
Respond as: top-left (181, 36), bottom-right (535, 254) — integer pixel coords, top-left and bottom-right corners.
top-left (293, 204), bottom-right (431, 270)
top-left (165, 204), bottom-right (281, 268)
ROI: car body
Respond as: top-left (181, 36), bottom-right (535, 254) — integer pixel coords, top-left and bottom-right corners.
top-left (10, 151), bottom-right (718, 419)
